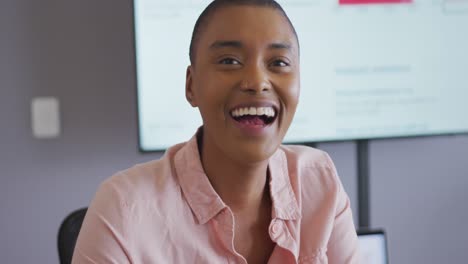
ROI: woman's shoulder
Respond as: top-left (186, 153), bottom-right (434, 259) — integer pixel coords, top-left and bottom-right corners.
top-left (278, 144), bottom-right (335, 170)
top-left (97, 142), bottom-right (187, 207)
top-left (277, 144), bottom-right (341, 195)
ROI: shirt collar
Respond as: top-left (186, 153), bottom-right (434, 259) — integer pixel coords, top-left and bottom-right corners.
top-left (174, 132), bottom-right (227, 225)
top-left (268, 148), bottom-right (301, 221)
top-left (174, 130), bottom-right (301, 225)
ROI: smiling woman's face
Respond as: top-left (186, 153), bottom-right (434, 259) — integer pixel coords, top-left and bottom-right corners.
top-left (186, 5), bottom-right (300, 163)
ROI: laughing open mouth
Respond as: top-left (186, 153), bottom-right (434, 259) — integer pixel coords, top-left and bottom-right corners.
top-left (230, 106), bottom-right (277, 126)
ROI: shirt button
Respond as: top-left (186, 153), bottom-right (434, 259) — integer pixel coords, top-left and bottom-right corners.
top-left (271, 222), bottom-right (281, 235)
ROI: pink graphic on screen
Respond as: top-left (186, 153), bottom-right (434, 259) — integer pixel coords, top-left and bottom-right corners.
top-left (340, 0), bottom-right (412, 4)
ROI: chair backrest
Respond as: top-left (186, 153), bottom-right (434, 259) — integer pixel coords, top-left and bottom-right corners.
top-left (357, 228), bottom-right (389, 264)
top-left (57, 208), bottom-right (88, 264)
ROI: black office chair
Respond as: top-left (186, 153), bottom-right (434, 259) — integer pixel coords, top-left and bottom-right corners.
top-left (58, 208), bottom-right (88, 264)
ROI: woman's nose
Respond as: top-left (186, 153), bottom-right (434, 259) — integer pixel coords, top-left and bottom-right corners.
top-left (239, 65), bottom-right (271, 94)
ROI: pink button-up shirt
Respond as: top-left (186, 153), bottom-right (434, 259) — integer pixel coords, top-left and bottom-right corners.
top-left (73, 134), bottom-right (359, 263)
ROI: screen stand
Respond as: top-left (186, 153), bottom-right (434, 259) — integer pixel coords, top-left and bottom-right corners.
top-left (357, 139), bottom-right (370, 228)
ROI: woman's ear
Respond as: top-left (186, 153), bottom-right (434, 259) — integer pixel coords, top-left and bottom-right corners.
top-left (185, 66), bottom-right (197, 107)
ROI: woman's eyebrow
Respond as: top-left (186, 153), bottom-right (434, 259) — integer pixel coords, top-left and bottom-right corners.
top-left (268, 42), bottom-right (292, 51)
top-left (209, 40), bottom-right (243, 50)
top-left (208, 40), bottom-right (293, 52)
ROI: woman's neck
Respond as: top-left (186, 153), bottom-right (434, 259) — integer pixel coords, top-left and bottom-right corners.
top-left (198, 130), bottom-right (270, 213)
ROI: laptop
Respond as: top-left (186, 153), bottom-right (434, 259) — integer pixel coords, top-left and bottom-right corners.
top-left (357, 229), bottom-right (389, 264)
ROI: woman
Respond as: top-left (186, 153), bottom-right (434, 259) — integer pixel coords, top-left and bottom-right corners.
top-left (72, 0), bottom-right (359, 263)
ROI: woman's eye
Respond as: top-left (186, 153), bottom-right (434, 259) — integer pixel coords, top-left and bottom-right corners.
top-left (271, 60), bottom-right (289, 67)
top-left (219, 58), bottom-right (240, 65)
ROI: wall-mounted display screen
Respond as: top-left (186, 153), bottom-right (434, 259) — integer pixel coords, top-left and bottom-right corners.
top-left (134, 0), bottom-right (468, 151)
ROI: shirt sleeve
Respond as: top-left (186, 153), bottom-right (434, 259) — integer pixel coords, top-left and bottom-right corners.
top-left (324, 153), bottom-right (360, 264)
top-left (72, 179), bottom-right (132, 264)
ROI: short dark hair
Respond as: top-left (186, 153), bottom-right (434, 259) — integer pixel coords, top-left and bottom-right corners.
top-left (189, 0), bottom-right (299, 64)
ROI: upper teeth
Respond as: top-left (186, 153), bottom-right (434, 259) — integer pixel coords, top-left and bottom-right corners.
top-left (231, 107), bottom-right (275, 117)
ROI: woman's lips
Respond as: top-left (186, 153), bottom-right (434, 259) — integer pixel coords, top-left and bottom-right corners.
top-left (230, 106), bottom-right (276, 119)
top-left (229, 110), bottom-right (277, 137)
top-left (227, 101), bottom-right (279, 136)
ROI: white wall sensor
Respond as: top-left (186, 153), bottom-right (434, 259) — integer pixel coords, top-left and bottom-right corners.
top-left (31, 97), bottom-right (61, 139)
